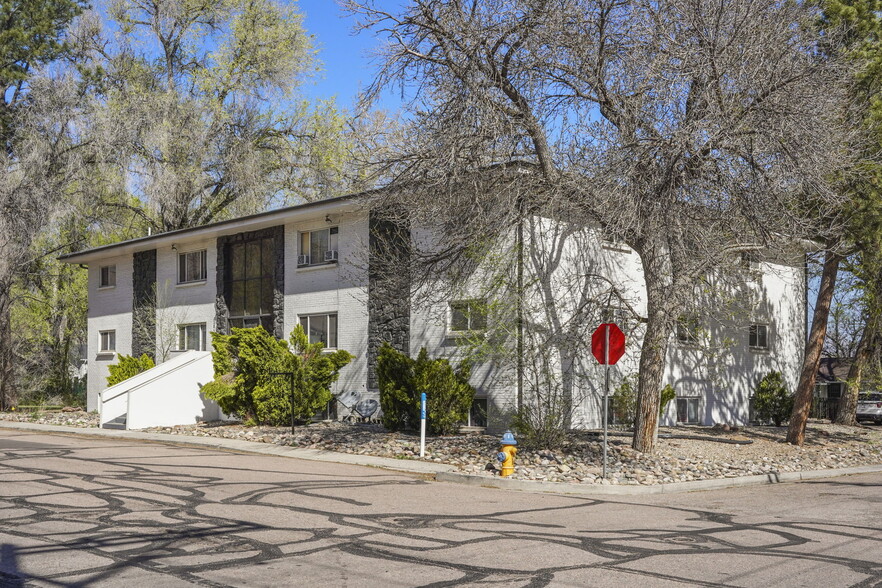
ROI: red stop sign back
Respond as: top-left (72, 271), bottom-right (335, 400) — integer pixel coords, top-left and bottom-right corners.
top-left (592, 323), bottom-right (625, 365)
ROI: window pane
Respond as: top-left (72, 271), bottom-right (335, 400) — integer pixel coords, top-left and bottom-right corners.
top-left (450, 303), bottom-right (468, 331)
top-left (749, 325), bottom-right (757, 346)
top-left (231, 244), bottom-right (245, 280)
top-left (230, 281), bottom-right (245, 315)
top-left (201, 250), bottom-right (207, 280)
top-left (309, 315), bottom-right (328, 345)
top-left (470, 302), bottom-right (487, 330)
top-left (260, 277), bottom-right (273, 315)
top-left (179, 254), bottom-right (187, 282)
top-left (262, 238), bottom-right (275, 275)
top-left (246, 241), bottom-right (261, 279)
top-left (300, 232), bottom-right (310, 257)
top-left (245, 279), bottom-right (261, 316)
top-left (687, 399), bottom-right (698, 423)
top-left (300, 316), bottom-right (308, 332)
top-left (676, 398), bottom-right (687, 422)
top-left (328, 314), bottom-right (337, 348)
top-left (758, 325), bottom-right (767, 348)
top-left (310, 229), bottom-right (329, 262)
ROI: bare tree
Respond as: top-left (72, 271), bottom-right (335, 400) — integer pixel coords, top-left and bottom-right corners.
top-left (347, 0), bottom-right (854, 452)
top-left (0, 76), bottom-right (92, 409)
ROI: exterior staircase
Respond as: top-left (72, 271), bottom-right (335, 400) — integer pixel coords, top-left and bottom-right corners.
top-left (102, 415), bottom-right (127, 430)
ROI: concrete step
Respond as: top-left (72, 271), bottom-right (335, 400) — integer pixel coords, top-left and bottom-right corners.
top-left (102, 415), bottom-right (127, 430)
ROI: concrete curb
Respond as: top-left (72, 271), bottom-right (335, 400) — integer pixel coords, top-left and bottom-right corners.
top-left (0, 421), bottom-right (455, 476)
top-left (436, 464), bottom-right (882, 495)
top-left (3, 420), bottom-right (881, 495)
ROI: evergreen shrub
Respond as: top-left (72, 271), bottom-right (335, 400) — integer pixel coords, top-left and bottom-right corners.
top-left (106, 354), bottom-right (155, 386)
top-left (201, 326), bottom-right (353, 425)
top-left (754, 371), bottom-right (793, 426)
top-left (377, 343), bottom-right (475, 435)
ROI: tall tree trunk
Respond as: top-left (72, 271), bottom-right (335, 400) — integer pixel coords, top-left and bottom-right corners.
top-left (0, 292), bottom-right (12, 411)
top-left (787, 251), bottom-right (843, 445)
top-left (632, 282), bottom-right (673, 453)
top-left (834, 329), bottom-right (869, 425)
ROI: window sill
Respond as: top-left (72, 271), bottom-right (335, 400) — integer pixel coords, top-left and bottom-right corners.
top-left (446, 330), bottom-right (486, 339)
top-left (176, 279), bottom-right (207, 288)
top-left (749, 346), bottom-right (770, 353)
top-left (96, 352), bottom-right (115, 359)
top-left (296, 262), bottom-right (338, 272)
top-left (97, 286), bottom-right (116, 291)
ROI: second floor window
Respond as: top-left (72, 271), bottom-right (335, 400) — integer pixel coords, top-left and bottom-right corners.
top-left (179, 250), bottom-right (207, 283)
top-left (676, 316), bottom-right (700, 345)
top-left (299, 227), bottom-right (338, 266)
top-left (99, 265), bottom-right (116, 288)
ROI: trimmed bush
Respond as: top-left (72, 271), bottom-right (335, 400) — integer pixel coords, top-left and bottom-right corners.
top-left (611, 374), bottom-right (638, 426)
top-left (377, 343), bottom-right (475, 435)
top-left (754, 371), bottom-right (793, 426)
top-left (106, 354), bottom-right (155, 386)
top-left (201, 325), bottom-right (353, 425)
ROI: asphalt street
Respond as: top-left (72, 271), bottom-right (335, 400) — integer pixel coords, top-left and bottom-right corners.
top-left (0, 430), bottom-right (880, 587)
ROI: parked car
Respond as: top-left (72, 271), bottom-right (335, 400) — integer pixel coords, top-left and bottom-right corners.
top-left (856, 392), bottom-right (882, 424)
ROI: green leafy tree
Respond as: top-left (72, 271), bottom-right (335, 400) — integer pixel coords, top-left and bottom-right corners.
top-left (106, 354), bottom-right (155, 386)
top-left (202, 326), bottom-right (352, 425)
top-left (80, 0), bottom-right (351, 232)
top-left (755, 371), bottom-right (794, 427)
top-left (0, 0), bottom-right (87, 410)
top-left (377, 343), bottom-right (475, 435)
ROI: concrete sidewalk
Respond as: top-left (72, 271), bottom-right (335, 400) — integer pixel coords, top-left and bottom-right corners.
top-left (4, 419), bottom-right (882, 495)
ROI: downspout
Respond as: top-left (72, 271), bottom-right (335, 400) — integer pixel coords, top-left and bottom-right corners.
top-left (517, 215), bottom-right (524, 413)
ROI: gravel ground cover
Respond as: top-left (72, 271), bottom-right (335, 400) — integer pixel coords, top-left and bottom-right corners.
top-left (2, 410), bottom-right (880, 486)
top-left (0, 409), bottom-right (99, 428)
top-left (142, 419), bottom-right (882, 486)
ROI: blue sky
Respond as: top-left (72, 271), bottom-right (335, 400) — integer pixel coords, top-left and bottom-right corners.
top-left (297, 1), bottom-right (403, 111)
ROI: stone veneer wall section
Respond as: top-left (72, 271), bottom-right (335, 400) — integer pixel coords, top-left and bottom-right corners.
top-left (215, 225), bottom-right (285, 338)
top-left (367, 210), bottom-right (411, 389)
top-left (132, 249), bottom-right (157, 359)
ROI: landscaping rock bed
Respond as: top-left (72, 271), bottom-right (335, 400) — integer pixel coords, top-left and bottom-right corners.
top-left (0, 409), bottom-right (98, 428)
top-left (140, 419), bottom-right (882, 486)
top-left (3, 409), bottom-right (880, 486)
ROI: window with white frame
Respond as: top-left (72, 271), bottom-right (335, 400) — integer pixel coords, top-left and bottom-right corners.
top-left (676, 316), bottom-right (700, 345)
top-left (676, 397), bottom-right (700, 424)
top-left (178, 323), bottom-right (207, 351)
top-left (178, 250), bottom-right (207, 283)
top-left (99, 330), bottom-right (116, 353)
top-left (749, 324), bottom-right (769, 350)
top-left (99, 265), bottom-right (116, 288)
top-left (298, 227), bottom-right (339, 266)
top-left (299, 313), bottom-right (337, 348)
top-left (449, 299), bottom-right (488, 332)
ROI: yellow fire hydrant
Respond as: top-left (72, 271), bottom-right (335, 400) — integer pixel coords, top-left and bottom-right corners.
top-left (496, 431), bottom-right (518, 477)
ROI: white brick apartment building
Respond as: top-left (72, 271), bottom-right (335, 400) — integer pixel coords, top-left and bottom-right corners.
top-left (61, 192), bottom-right (806, 431)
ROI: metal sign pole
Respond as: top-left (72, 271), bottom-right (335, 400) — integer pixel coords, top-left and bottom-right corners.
top-left (420, 392), bottom-right (426, 458)
top-left (603, 325), bottom-right (610, 480)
